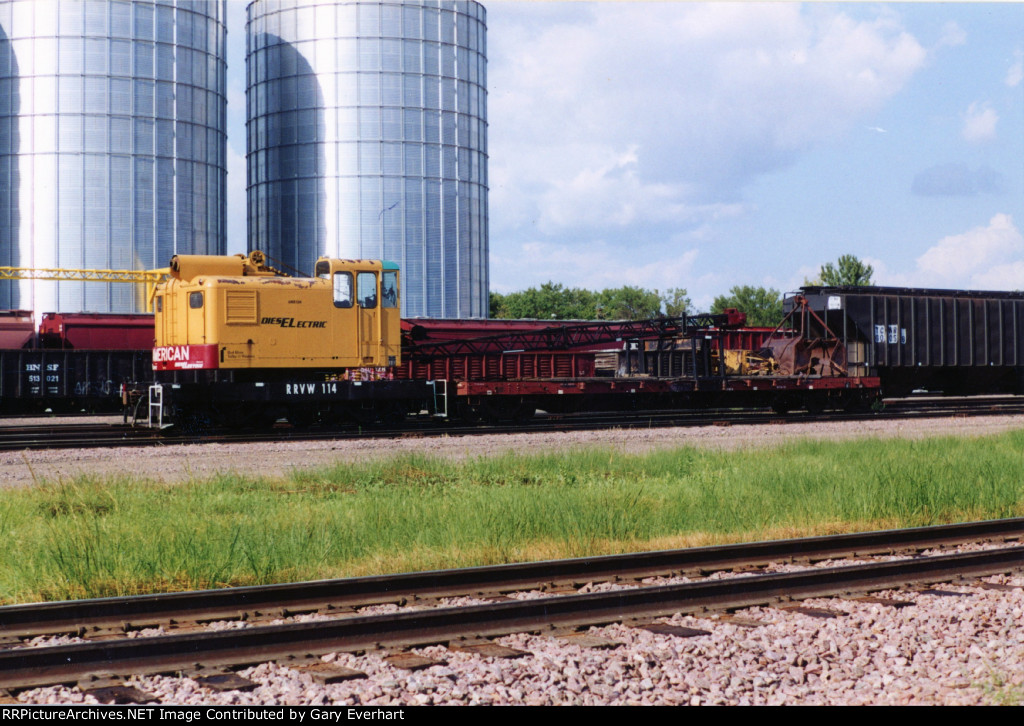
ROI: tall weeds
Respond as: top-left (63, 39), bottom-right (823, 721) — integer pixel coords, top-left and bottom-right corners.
top-left (1, 433), bottom-right (1022, 603)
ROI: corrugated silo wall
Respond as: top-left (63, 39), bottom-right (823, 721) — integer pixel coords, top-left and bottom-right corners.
top-left (0, 0), bottom-right (227, 313)
top-left (246, 0), bottom-right (488, 318)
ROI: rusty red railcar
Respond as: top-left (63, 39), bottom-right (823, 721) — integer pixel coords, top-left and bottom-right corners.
top-left (39, 313), bottom-right (155, 350)
top-left (0, 311), bottom-right (35, 349)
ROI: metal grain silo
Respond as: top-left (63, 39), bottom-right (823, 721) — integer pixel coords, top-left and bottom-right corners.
top-left (247, 0), bottom-right (488, 318)
top-left (0, 0), bottom-right (227, 313)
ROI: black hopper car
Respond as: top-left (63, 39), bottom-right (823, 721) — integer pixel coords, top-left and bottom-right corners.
top-left (797, 286), bottom-right (1024, 396)
top-left (0, 311), bottom-right (152, 414)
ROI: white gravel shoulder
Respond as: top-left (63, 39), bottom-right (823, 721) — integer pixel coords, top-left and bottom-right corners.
top-left (3, 413), bottom-right (1024, 488)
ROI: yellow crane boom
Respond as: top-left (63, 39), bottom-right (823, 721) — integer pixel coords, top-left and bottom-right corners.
top-left (0, 266), bottom-right (170, 311)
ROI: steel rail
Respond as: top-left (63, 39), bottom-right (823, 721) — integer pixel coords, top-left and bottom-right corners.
top-left (2, 517), bottom-right (1021, 640)
top-left (0, 425), bottom-right (155, 451)
top-left (1, 547), bottom-right (1021, 691)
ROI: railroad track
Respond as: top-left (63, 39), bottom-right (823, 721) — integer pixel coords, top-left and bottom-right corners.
top-left (0, 422), bottom-right (155, 450)
top-left (3, 395), bottom-right (1024, 451)
top-left (3, 517), bottom-right (1022, 640)
top-left (1, 518), bottom-right (1022, 694)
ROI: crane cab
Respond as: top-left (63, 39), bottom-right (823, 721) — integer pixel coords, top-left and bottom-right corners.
top-left (153, 252), bottom-right (401, 372)
top-left (313, 258), bottom-right (401, 367)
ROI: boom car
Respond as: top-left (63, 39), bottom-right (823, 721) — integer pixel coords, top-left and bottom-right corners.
top-left (146, 252), bottom-right (881, 429)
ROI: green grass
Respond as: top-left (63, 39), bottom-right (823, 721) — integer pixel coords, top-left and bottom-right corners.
top-left (2, 430), bottom-right (1024, 604)
top-left (979, 665), bottom-right (1024, 706)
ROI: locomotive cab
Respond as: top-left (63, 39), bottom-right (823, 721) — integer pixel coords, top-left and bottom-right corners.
top-left (313, 258), bottom-right (401, 367)
top-left (153, 252), bottom-right (401, 373)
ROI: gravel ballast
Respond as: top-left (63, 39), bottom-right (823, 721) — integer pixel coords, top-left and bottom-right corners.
top-left (13, 563), bottom-right (1024, 706)
top-left (5, 413), bottom-right (1024, 488)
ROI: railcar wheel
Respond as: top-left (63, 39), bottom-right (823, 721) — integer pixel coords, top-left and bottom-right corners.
top-left (178, 411), bottom-right (213, 435)
top-left (514, 402), bottom-right (537, 423)
top-left (214, 403), bottom-right (250, 430)
top-left (253, 406), bottom-right (283, 430)
top-left (343, 404), bottom-right (377, 427)
top-left (287, 406), bottom-right (317, 430)
top-left (322, 404), bottom-right (348, 428)
top-left (804, 395), bottom-right (825, 415)
top-left (480, 398), bottom-right (520, 423)
top-left (841, 391), bottom-right (872, 413)
top-left (377, 402), bottom-right (407, 426)
top-left (454, 401), bottom-right (482, 424)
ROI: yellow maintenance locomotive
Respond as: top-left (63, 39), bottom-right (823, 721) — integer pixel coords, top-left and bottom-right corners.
top-left (149, 251), bottom-right (419, 428)
top-left (153, 251), bottom-right (400, 371)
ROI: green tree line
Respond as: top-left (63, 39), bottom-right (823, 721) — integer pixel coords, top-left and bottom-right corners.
top-left (490, 284), bottom-right (691, 321)
top-left (490, 255), bottom-right (873, 326)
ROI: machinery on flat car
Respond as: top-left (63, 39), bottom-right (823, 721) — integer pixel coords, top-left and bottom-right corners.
top-left (144, 252), bottom-right (881, 429)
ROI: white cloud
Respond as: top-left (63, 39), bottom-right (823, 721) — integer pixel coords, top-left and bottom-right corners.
top-left (489, 3), bottom-right (927, 239)
top-left (962, 102), bottom-right (999, 143)
top-left (490, 239), bottom-right (701, 295)
top-left (969, 261), bottom-right (1024, 291)
top-left (911, 214), bottom-right (1024, 288)
top-left (867, 258), bottom-right (914, 288)
top-left (528, 145), bottom-right (745, 233)
top-left (226, 86), bottom-right (246, 117)
top-left (225, 143), bottom-right (247, 255)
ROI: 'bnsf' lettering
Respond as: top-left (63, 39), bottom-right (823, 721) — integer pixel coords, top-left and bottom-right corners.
top-left (261, 317), bottom-right (326, 329)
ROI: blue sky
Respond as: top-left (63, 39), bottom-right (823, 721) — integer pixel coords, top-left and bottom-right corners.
top-left (224, 2), bottom-right (1024, 312)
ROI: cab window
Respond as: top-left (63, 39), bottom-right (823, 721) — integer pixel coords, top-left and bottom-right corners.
top-left (189, 292), bottom-right (203, 309)
top-left (357, 272), bottom-right (377, 308)
top-left (333, 272), bottom-right (353, 308)
top-left (381, 271), bottom-right (398, 309)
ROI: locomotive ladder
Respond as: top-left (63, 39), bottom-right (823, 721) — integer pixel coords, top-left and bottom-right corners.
top-left (147, 384), bottom-right (165, 429)
top-left (429, 380), bottom-right (449, 418)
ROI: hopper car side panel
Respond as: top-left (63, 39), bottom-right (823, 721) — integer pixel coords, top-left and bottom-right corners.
top-left (798, 286), bottom-right (1024, 396)
top-left (0, 349), bottom-right (151, 413)
top-left (39, 313), bottom-right (155, 350)
top-left (0, 311), bottom-right (35, 349)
